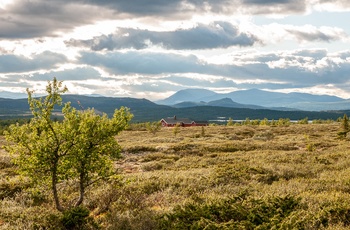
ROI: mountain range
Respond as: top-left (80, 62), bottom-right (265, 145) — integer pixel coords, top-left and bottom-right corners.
top-left (1, 88), bottom-right (348, 112)
top-left (171, 98), bottom-right (267, 110)
top-left (0, 91), bottom-right (349, 123)
top-left (157, 88), bottom-right (350, 111)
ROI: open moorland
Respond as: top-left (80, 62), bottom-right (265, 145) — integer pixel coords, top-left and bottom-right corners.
top-left (2, 122), bottom-right (350, 229)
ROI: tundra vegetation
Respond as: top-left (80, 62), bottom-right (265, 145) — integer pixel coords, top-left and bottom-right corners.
top-left (146, 121), bottom-right (162, 135)
top-left (1, 84), bottom-right (350, 229)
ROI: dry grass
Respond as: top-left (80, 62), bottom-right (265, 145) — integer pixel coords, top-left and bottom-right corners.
top-left (2, 122), bottom-right (350, 229)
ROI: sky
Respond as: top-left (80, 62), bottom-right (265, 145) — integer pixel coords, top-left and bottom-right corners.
top-left (0, 0), bottom-right (350, 100)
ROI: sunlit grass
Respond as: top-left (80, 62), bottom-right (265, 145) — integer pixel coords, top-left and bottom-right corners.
top-left (2, 122), bottom-right (350, 229)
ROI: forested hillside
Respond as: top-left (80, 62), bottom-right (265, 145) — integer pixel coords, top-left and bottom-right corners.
top-left (0, 95), bottom-right (347, 122)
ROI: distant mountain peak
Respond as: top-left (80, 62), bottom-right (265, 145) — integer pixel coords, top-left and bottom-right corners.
top-left (156, 88), bottom-right (347, 111)
top-left (156, 88), bottom-right (217, 105)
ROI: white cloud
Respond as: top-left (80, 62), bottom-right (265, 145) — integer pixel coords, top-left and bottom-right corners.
top-left (66, 22), bottom-right (260, 51)
top-left (0, 0), bottom-right (350, 101)
top-left (0, 51), bottom-right (67, 73)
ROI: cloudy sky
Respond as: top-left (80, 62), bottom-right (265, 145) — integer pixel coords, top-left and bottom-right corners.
top-left (0, 0), bottom-right (350, 100)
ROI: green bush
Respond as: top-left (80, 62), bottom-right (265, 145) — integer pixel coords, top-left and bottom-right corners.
top-left (298, 117), bottom-right (309, 124)
top-left (146, 121), bottom-right (162, 135)
top-left (277, 118), bottom-right (291, 126)
top-left (226, 117), bottom-right (234, 126)
top-left (61, 206), bottom-right (96, 230)
top-left (214, 165), bottom-right (250, 185)
top-left (158, 195), bottom-right (301, 229)
top-left (338, 131), bottom-right (347, 138)
top-left (259, 118), bottom-right (270, 126)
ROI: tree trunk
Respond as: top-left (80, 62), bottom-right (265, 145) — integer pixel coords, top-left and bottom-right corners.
top-left (75, 171), bottom-right (85, 207)
top-left (52, 163), bottom-right (63, 212)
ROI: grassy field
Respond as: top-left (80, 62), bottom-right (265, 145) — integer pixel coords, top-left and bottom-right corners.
top-left (2, 122), bottom-right (350, 229)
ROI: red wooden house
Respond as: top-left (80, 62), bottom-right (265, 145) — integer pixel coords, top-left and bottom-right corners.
top-left (160, 116), bottom-right (208, 127)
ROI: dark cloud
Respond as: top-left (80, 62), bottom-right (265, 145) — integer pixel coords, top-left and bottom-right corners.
top-left (0, 51), bottom-right (67, 73)
top-left (1, 49), bottom-right (349, 99)
top-left (79, 51), bottom-right (205, 75)
top-left (65, 22), bottom-right (345, 54)
top-left (247, 53), bottom-right (280, 63)
top-left (0, 0), bottom-right (349, 99)
top-left (292, 49), bottom-right (328, 59)
top-left (84, 0), bottom-right (185, 16)
top-left (78, 50), bottom-right (266, 83)
top-left (0, 79), bottom-right (31, 88)
top-left (338, 51), bottom-right (350, 60)
top-left (286, 28), bottom-right (346, 42)
top-left (0, 0), bottom-right (318, 39)
top-left (77, 50), bottom-right (350, 87)
top-left (66, 22), bottom-right (259, 50)
top-left (0, 0), bottom-right (191, 39)
top-left (85, 0), bottom-right (308, 15)
top-left (0, 1), bottom-right (114, 39)
top-left (244, 0), bottom-right (293, 4)
top-left (241, 0), bottom-right (307, 14)
top-left (28, 67), bottom-right (101, 81)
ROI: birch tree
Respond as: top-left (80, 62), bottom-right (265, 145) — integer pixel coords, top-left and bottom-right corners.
top-left (5, 78), bottom-right (132, 211)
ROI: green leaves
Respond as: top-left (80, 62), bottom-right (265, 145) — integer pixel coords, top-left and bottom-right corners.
top-left (146, 121), bottom-right (162, 135)
top-left (4, 78), bottom-right (133, 211)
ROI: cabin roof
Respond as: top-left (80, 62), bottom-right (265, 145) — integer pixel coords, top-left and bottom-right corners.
top-left (161, 117), bottom-right (192, 124)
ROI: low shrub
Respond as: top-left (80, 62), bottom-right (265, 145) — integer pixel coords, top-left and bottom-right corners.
top-left (142, 162), bottom-right (165, 171)
top-left (0, 154), bottom-right (13, 170)
top-left (123, 146), bottom-right (157, 154)
top-left (105, 208), bottom-right (158, 230)
top-left (214, 165), bottom-right (250, 185)
top-left (234, 128), bottom-right (255, 138)
top-left (141, 180), bottom-right (163, 195)
top-left (0, 177), bottom-right (30, 200)
top-left (253, 131), bottom-right (274, 141)
top-left (204, 142), bottom-right (258, 153)
top-left (61, 206), bottom-right (97, 230)
top-left (170, 143), bottom-right (203, 155)
top-left (214, 165), bottom-right (280, 186)
top-left (141, 153), bottom-right (180, 163)
top-left (158, 195), bottom-right (301, 229)
top-left (326, 206), bottom-right (350, 226)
